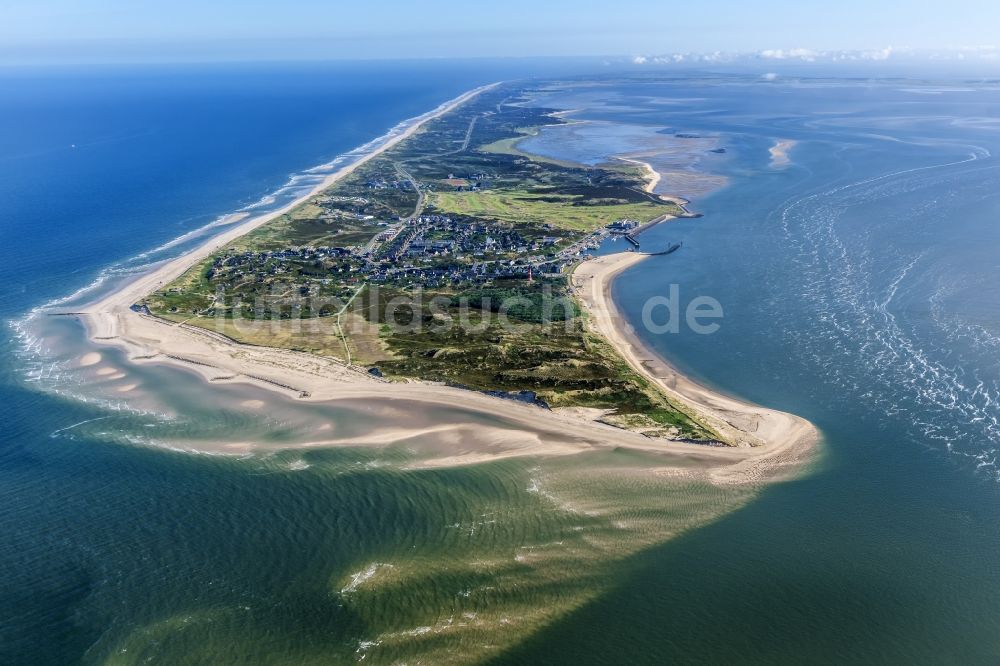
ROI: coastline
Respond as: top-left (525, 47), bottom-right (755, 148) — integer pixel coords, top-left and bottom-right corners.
top-left (571, 251), bottom-right (818, 483)
top-left (73, 83), bottom-right (818, 483)
top-left (616, 155), bottom-right (691, 204)
top-left (617, 156), bottom-right (663, 194)
top-left (83, 82), bottom-right (499, 324)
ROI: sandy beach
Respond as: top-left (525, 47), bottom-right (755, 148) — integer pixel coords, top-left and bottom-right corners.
top-left (571, 252), bottom-right (818, 483)
top-left (619, 156), bottom-right (663, 193)
top-left (769, 139), bottom-right (798, 168)
top-left (615, 155), bottom-right (693, 206)
top-left (75, 84), bottom-right (818, 484)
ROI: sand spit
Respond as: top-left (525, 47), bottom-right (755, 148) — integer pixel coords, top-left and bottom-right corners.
top-left (571, 251), bottom-right (818, 483)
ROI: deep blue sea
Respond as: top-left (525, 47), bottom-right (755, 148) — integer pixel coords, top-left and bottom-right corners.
top-left (5, 62), bottom-right (1000, 664)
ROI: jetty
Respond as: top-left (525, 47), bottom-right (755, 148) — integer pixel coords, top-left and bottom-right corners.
top-left (644, 241), bottom-right (683, 256)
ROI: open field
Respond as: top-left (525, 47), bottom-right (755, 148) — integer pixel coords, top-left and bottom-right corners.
top-left (430, 189), bottom-right (677, 231)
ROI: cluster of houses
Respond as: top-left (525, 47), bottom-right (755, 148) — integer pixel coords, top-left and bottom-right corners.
top-left (360, 256), bottom-right (571, 288)
top-left (206, 246), bottom-right (359, 283)
top-left (364, 178), bottom-right (414, 191)
top-left (202, 208), bottom-right (619, 297)
top-left (406, 239), bottom-right (457, 257)
top-left (607, 218), bottom-right (641, 232)
top-left (378, 214), bottom-right (543, 262)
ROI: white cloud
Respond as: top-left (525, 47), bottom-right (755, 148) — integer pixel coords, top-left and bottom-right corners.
top-left (758, 48), bottom-right (818, 61)
top-left (629, 50), bottom-right (735, 65)
top-left (861, 46), bottom-right (894, 60)
top-left (616, 45), bottom-right (1000, 68)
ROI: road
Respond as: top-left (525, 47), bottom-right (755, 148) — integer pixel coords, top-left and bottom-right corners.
top-left (394, 163), bottom-right (426, 220)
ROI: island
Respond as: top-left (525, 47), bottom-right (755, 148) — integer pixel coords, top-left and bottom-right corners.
top-left (85, 81), bottom-right (815, 474)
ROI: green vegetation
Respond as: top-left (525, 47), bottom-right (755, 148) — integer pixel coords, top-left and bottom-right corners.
top-left (430, 189), bottom-right (674, 232)
top-left (144, 82), bottom-right (716, 442)
top-left (364, 282), bottom-right (712, 440)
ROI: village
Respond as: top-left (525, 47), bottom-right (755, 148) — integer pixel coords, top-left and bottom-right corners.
top-left (205, 204), bottom-right (641, 294)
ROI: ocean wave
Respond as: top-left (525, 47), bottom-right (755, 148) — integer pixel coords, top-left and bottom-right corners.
top-left (775, 144), bottom-right (1000, 478)
top-left (340, 562), bottom-right (392, 594)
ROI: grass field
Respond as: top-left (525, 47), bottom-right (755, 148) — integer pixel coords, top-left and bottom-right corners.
top-left (429, 190), bottom-right (672, 232)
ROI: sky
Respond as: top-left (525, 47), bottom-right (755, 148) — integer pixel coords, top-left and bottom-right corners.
top-left (2, 0), bottom-right (999, 65)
